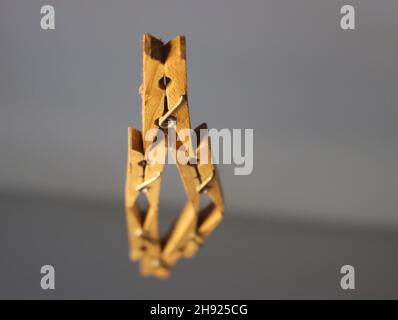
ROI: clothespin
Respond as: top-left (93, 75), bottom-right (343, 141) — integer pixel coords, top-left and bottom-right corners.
top-left (162, 123), bottom-right (224, 267)
top-left (125, 34), bottom-right (224, 278)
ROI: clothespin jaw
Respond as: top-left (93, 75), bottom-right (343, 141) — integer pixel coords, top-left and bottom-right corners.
top-left (124, 34), bottom-right (224, 278)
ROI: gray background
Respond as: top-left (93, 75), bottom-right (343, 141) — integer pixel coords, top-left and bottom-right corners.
top-left (0, 0), bottom-right (397, 299)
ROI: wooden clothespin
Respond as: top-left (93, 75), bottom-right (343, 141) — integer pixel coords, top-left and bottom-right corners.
top-left (125, 34), bottom-right (224, 278)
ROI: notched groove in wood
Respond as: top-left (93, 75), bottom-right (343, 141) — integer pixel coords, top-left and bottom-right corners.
top-left (143, 33), bottom-right (171, 64)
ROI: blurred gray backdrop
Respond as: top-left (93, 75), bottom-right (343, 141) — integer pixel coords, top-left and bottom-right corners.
top-left (0, 0), bottom-right (397, 299)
